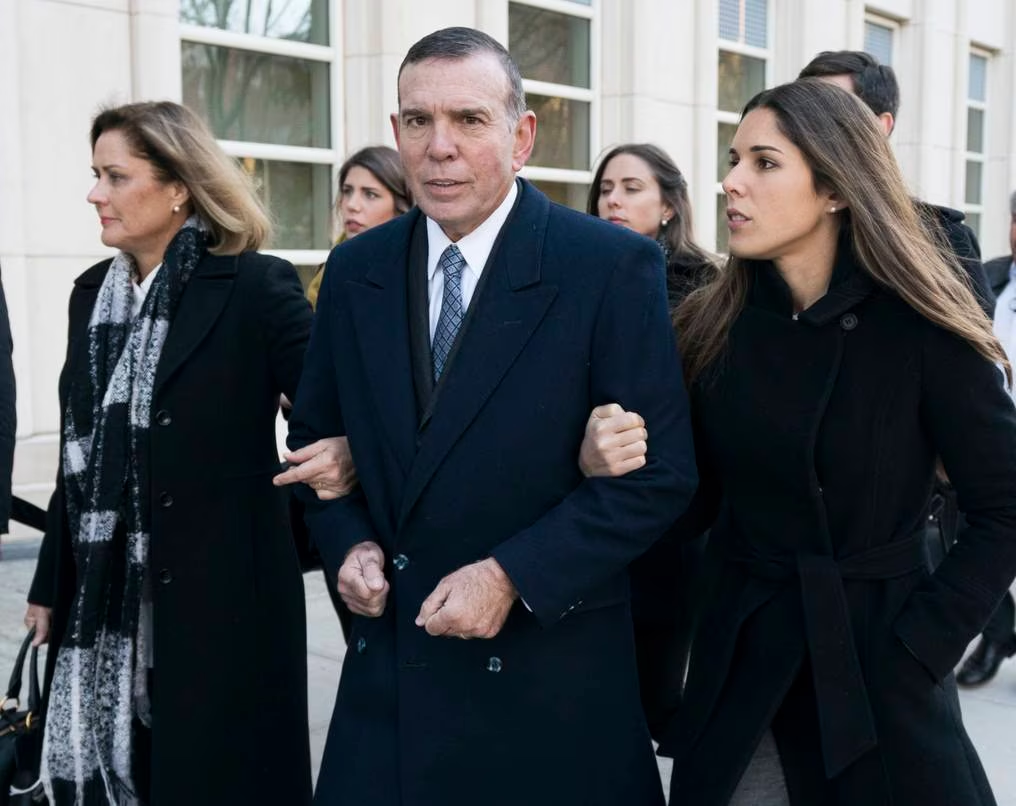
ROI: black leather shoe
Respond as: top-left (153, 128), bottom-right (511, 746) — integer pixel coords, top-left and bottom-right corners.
top-left (956, 636), bottom-right (1016, 687)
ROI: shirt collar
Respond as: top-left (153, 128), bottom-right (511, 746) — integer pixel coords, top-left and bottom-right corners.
top-left (427, 180), bottom-right (519, 281)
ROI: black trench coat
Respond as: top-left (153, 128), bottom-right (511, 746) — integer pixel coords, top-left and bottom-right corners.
top-left (29, 251), bottom-right (313, 806)
top-left (652, 248), bottom-right (1016, 805)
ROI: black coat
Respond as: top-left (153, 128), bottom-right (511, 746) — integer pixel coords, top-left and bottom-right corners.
top-left (920, 202), bottom-right (995, 315)
top-left (0, 267), bottom-right (14, 532)
top-left (984, 254), bottom-right (1012, 300)
top-left (29, 251), bottom-right (314, 806)
top-left (289, 182), bottom-right (698, 806)
top-left (652, 248), bottom-right (1016, 805)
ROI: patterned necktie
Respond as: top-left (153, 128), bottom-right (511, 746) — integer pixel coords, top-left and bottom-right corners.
top-left (432, 244), bottom-right (466, 382)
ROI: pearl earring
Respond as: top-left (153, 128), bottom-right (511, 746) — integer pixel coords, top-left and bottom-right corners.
top-left (661, 218), bottom-right (669, 227)
top-left (173, 205), bottom-right (181, 213)
top-left (829, 207), bottom-right (837, 213)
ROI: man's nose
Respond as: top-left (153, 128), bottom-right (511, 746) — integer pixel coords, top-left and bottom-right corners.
top-left (427, 120), bottom-right (457, 160)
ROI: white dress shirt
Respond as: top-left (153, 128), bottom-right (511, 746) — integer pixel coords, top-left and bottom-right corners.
top-left (426, 181), bottom-right (518, 341)
top-left (992, 261), bottom-right (1016, 403)
top-left (131, 264), bottom-right (161, 319)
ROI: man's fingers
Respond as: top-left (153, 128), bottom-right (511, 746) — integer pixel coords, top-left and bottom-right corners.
top-left (272, 457), bottom-right (322, 486)
top-left (416, 582), bottom-right (451, 626)
top-left (590, 403), bottom-right (624, 420)
top-left (360, 555), bottom-right (386, 591)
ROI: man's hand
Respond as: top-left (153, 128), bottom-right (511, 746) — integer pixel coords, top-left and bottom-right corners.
top-left (273, 436), bottom-right (358, 500)
top-left (578, 403), bottom-right (648, 478)
top-left (24, 604), bottom-right (52, 646)
top-left (338, 541), bottom-right (390, 617)
top-left (416, 558), bottom-right (519, 639)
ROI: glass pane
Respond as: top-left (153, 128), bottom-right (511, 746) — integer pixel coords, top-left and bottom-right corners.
top-left (530, 181), bottom-right (589, 212)
top-left (745, 0), bottom-right (768, 48)
top-left (719, 0), bottom-right (768, 47)
top-left (510, 4), bottom-right (590, 88)
top-left (241, 158), bottom-right (332, 250)
top-left (715, 193), bottom-right (730, 254)
top-left (180, 0), bottom-right (329, 45)
top-left (969, 54), bottom-right (988, 102)
top-left (718, 51), bottom-right (766, 113)
top-left (183, 42), bottom-right (330, 148)
top-left (864, 21), bottom-right (893, 66)
top-left (717, 122), bottom-right (739, 183)
top-left (965, 161), bottom-right (983, 206)
top-left (718, 0), bottom-right (740, 43)
top-left (527, 95), bottom-right (590, 170)
top-left (967, 108), bottom-right (985, 154)
top-left (965, 212), bottom-right (981, 242)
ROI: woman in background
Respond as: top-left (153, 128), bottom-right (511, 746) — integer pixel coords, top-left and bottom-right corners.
top-left (24, 101), bottom-right (312, 806)
top-left (589, 143), bottom-right (716, 307)
top-left (306, 145), bottom-right (412, 308)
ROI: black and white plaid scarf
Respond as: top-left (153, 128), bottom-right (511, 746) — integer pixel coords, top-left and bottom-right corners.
top-left (43, 219), bottom-right (207, 805)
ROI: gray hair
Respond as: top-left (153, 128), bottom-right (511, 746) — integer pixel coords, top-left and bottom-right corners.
top-left (398, 27), bottom-right (527, 126)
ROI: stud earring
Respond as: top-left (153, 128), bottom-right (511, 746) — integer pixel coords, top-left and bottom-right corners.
top-left (172, 205), bottom-right (181, 213)
top-left (829, 206), bottom-right (837, 213)
top-left (661, 218), bottom-right (669, 227)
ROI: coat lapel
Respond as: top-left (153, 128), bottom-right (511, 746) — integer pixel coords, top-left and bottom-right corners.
top-left (345, 213), bottom-right (421, 477)
top-left (398, 183), bottom-right (557, 527)
top-left (153, 253), bottom-right (237, 396)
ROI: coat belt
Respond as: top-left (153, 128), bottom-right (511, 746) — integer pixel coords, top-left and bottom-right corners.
top-left (729, 535), bottom-right (928, 779)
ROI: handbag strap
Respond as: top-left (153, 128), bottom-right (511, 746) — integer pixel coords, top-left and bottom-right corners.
top-left (3, 627), bottom-right (40, 712)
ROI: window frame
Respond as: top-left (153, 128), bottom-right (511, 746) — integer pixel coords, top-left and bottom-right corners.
top-left (963, 47), bottom-right (991, 239)
top-left (715, 0), bottom-right (772, 253)
top-left (863, 13), bottom-right (899, 67)
top-left (179, 7), bottom-right (344, 267)
top-left (509, 0), bottom-right (599, 204)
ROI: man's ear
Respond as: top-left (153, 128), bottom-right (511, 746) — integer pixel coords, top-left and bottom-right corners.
top-left (511, 111), bottom-right (537, 173)
top-left (390, 112), bottom-right (401, 149)
top-left (877, 111), bottom-right (895, 137)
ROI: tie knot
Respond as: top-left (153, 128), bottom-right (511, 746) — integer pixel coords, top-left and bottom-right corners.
top-left (439, 244), bottom-right (465, 280)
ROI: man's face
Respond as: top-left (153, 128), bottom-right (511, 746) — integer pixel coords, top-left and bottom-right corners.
top-left (392, 53), bottom-right (536, 241)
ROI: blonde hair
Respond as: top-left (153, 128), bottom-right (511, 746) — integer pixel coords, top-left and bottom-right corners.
top-left (90, 101), bottom-right (271, 253)
top-left (678, 79), bottom-right (1009, 385)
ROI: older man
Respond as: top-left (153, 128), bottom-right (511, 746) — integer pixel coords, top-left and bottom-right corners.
top-left (288, 26), bottom-right (696, 806)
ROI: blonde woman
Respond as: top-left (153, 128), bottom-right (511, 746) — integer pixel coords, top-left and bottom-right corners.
top-left (24, 101), bottom-right (312, 805)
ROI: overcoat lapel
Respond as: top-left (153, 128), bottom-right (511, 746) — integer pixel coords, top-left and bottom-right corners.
top-left (345, 213), bottom-right (421, 477)
top-left (398, 184), bottom-right (557, 528)
top-left (153, 254), bottom-right (237, 396)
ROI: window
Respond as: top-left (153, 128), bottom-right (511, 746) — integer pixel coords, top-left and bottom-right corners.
top-left (509, 0), bottom-right (596, 210)
top-left (180, 0), bottom-right (339, 283)
top-left (716, 0), bottom-right (770, 252)
top-left (964, 50), bottom-right (989, 240)
top-left (864, 17), bottom-right (895, 66)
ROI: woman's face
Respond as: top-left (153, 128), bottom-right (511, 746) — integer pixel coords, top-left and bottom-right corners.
top-left (87, 129), bottom-right (187, 271)
top-left (338, 165), bottom-right (399, 237)
top-left (721, 107), bottom-right (837, 264)
top-left (596, 153), bottom-right (673, 239)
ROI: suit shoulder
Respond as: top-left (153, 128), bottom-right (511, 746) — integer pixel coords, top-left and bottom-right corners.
top-left (546, 202), bottom-right (660, 258)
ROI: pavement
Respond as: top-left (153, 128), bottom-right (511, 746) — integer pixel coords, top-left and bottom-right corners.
top-left (2, 535), bottom-right (1014, 802)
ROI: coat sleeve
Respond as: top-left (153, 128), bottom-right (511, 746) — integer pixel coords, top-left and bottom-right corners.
top-left (286, 252), bottom-right (380, 580)
top-left (0, 275), bottom-right (15, 532)
top-left (257, 255), bottom-right (313, 403)
top-left (490, 238), bottom-right (699, 627)
top-left (893, 323), bottom-right (1016, 680)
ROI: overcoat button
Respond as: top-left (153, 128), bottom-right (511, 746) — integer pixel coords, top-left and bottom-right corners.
top-left (393, 554), bottom-right (409, 571)
top-left (159, 492), bottom-right (174, 508)
top-left (356, 637), bottom-right (367, 654)
top-left (840, 313), bottom-right (858, 331)
top-left (158, 568), bottom-right (173, 584)
top-left (155, 410), bottom-right (172, 426)
top-left (486, 656), bottom-right (503, 673)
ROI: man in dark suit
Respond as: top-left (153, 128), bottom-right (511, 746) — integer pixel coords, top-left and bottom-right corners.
top-left (956, 190), bottom-right (1016, 686)
top-left (288, 26), bottom-right (697, 806)
top-left (0, 265), bottom-right (15, 537)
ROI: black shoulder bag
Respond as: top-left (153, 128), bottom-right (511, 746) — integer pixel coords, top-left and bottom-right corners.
top-left (0, 628), bottom-right (46, 804)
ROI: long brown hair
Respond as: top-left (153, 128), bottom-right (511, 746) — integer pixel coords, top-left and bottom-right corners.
top-left (676, 79), bottom-right (1008, 385)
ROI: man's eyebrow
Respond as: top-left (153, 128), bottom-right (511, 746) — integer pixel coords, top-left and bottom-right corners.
top-left (399, 107), bottom-right (428, 119)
